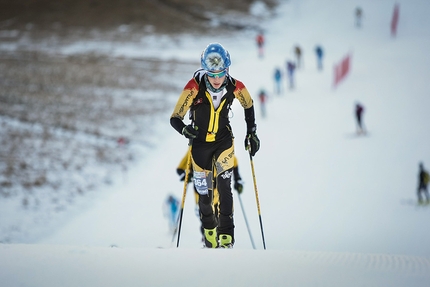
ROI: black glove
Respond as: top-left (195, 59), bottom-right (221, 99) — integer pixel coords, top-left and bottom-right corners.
top-left (244, 127), bottom-right (260, 156)
top-left (176, 168), bottom-right (186, 181)
top-left (176, 168), bottom-right (193, 182)
top-left (234, 180), bottom-right (244, 194)
top-left (182, 125), bottom-right (199, 139)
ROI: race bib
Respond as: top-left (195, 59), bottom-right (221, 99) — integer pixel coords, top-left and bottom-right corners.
top-left (193, 171), bottom-right (208, 195)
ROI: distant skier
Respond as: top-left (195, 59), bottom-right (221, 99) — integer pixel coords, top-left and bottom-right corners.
top-left (355, 7), bottom-right (363, 28)
top-left (274, 67), bottom-right (282, 95)
top-left (258, 89), bottom-right (268, 118)
top-left (417, 162), bottom-right (430, 204)
top-left (355, 102), bottom-right (366, 134)
top-left (163, 194), bottom-right (180, 233)
top-left (286, 60), bottom-right (296, 89)
top-left (294, 45), bottom-right (302, 68)
top-left (391, 4), bottom-right (400, 37)
top-left (315, 45), bottom-right (324, 71)
top-left (256, 31), bottom-right (265, 58)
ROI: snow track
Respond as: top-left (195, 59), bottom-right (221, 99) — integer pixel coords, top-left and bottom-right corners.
top-left (1, 245), bottom-right (429, 287)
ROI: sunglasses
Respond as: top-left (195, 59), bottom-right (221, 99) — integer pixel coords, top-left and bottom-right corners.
top-left (206, 69), bottom-right (227, 78)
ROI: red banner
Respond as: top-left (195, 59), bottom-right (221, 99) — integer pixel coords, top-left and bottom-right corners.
top-left (333, 54), bottom-right (351, 88)
top-left (391, 3), bottom-right (400, 37)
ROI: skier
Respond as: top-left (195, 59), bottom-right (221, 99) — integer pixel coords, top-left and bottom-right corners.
top-left (163, 194), bottom-right (180, 233)
top-left (315, 45), bottom-right (324, 71)
top-left (355, 7), bottom-right (363, 28)
top-left (258, 89), bottom-right (268, 118)
top-left (355, 102), bottom-right (366, 134)
top-left (256, 31), bottom-right (265, 58)
top-left (274, 67), bottom-right (282, 95)
top-left (176, 151), bottom-right (244, 242)
top-left (417, 162), bottom-right (430, 204)
top-left (286, 60), bottom-right (296, 89)
top-left (170, 43), bottom-right (260, 248)
top-left (391, 4), bottom-right (400, 37)
top-left (294, 45), bottom-right (302, 68)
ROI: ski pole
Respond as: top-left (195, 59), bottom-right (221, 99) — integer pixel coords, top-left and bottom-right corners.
top-left (237, 192), bottom-right (256, 249)
top-left (248, 151), bottom-right (267, 250)
top-left (171, 217), bottom-right (179, 246)
top-left (170, 186), bottom-right (187, 246)
top-left (176, 139), bottom-right (192, 247)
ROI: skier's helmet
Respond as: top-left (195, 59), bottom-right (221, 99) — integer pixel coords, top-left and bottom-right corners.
top-left (201, 43), bottom-right (231, 72)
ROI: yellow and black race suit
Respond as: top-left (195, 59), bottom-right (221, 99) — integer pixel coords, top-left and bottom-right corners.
top-left (170, 71), bottom-right (255, 143)
top-left (170, 70), bottom-right (256, 239)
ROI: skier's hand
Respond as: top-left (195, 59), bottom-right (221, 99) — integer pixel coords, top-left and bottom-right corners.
top-left (177, 168), bottom-right (193, 182)
top-left (182, 125), bottom-right (199, 139)
top-left (245, 127), bottom-right (260, 156)
top-left (176, 168), bottom-right (186, 181)
top-left (234, 180), bottom-right (244, 194)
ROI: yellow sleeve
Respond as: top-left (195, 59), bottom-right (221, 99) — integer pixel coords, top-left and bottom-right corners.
top-left (170, 78), bottom-right (200, 120)
top-left (233, 80), bottom-right (254, 109)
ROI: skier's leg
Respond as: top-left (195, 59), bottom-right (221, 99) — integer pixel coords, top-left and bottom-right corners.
top-left (194, 168), bottom-right (216, 230)
top-left (196, 172), bottom-right (218, 248)
top-left (417, 186), bottom-right (423, 203)
top-left (356, 115), bottom-right (362, 134)
top-left (192, 143), bottom-right (219, 247)
top-left (213, 143), bottom-right (235, 247)
top-left (191, 143), bottom-right (216, 225)
top-left (193, 187), bottom-right (204, 241)
top-left (199, 189), bottom-right (218, 248)
top-left (198, 189), bottom-right (216, 227)
top-left (216, 169), bottom-right (234, 238)
top-left (424, 186), bottom-right (430, 203)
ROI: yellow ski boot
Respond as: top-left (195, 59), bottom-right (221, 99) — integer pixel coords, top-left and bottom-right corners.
top-left (219, 234), bottom-right (234, 249)
top-left (203, 228), bottom-right (218, 248)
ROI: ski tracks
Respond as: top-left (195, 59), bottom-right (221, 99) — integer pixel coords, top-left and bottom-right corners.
top-left (288, 250), bottom-right (430, 277)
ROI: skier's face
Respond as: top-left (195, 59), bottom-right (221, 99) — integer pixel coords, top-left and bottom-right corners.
top-left (207, 70), bottom-right (226, 89)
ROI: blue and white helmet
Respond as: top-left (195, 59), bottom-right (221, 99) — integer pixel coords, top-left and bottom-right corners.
top-left (201, 43), bottom-right (231, 72)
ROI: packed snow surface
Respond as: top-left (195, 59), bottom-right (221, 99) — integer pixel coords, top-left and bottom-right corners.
top-left (1, 0), bottom-right (430, 286)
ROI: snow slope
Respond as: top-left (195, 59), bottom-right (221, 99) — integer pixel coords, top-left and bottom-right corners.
top-left (2, 0), bottom-right (430, 286)
top-left (1, 244), bottom-right (429, 287)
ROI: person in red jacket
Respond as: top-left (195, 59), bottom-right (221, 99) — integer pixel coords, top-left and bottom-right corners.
top-left (256, 32), bottom-right (265, 58)
top-left (170, 43), bottom-right (260, 248)
top-left (258, 89), bottom-right (268, 118)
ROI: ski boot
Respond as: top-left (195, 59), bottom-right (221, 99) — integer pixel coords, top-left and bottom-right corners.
top-left (203, 227), bottom-right (218, 248)
top-left (218, 234), bottom-right (234, 249)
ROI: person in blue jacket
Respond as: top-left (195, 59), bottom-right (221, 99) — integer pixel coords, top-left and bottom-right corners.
top-left (315, 45), bottom-right (324, 71)
top-left (274, 67), bottom-right (282, 95)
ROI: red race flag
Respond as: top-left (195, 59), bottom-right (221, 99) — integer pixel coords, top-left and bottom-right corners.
top-left (391, 3), bottom-right (400, 37)
top-left (333, 54), bottom-right (351, 88)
